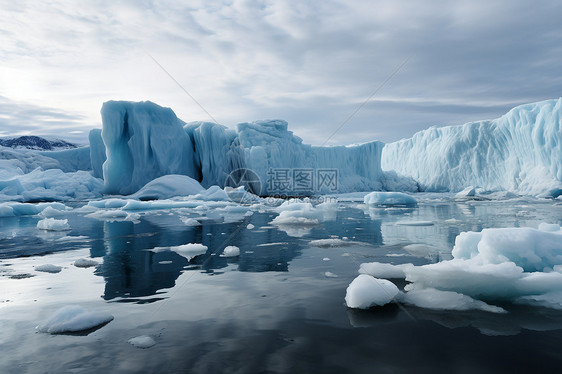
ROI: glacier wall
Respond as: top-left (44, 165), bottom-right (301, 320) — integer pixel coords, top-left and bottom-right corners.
top-left (382, 98), bottom-right (562, 197)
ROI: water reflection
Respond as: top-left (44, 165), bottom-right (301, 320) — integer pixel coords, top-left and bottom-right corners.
top-left (91, 208), bottom-right (384, 301)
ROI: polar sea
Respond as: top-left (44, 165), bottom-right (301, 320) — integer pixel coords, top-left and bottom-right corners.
top-left (1, 193), bottom-right (562, 373)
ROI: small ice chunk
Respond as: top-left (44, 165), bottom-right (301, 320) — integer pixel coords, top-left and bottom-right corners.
top-left (38, 206), bottom-right (67, 218)
top-left (74, 258), bottom-right (99, 268)
top-left (359, 262), bottom-right (412, 278)
top-left (36, 305), bottom-right (113, 333)
top-left (322, 257), bottom-right (330, 261)
top-left (401, 288), bottom-right (506, 313)
top-left (324, 272), bottom-right (338, 278)
top-left (345, 274), bottom-right (399, 309)
top-left (221, 246), bottom-right (240, 257)
top-left (128, 335), bottom-right (156, 349)
top-left (538, 223), bottom-right (561, 232)
top-left (247, 224), bottom-right (255, 229)
top-left (170, 243), bottom-right (208, 260)
top-left (191, 185), bottom-right (231, 201)
top-left (363, 192), bottom-right (417, 206)
top-left (85, 210), bottom-right (140, 222)
top-left (455, 186), bottom-right (476, 198)
top-left (180, 217), bottom-right (200, 226)
top-left (35, 264), bottom-right (62, 273)
top-left (37, 218), bottom-right (70, 231)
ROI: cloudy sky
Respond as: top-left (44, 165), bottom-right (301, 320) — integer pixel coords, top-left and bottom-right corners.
top-left (1, 0), bottom-right (561, 145)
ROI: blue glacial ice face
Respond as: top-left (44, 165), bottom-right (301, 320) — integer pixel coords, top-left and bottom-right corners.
top-left (237, 119), bottom-right (385, 195)
top-left (92, 98), bottom-right (561, 197)
top-left (382, 98), bottom-right (562, 197)
top-left (98, 102), bottom-right (387, 196)
top-left (101, 101), bottom-right (198, 195)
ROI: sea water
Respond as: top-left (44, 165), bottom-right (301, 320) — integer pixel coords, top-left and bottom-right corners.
top-left (1, 194), bottom-right (561, 373)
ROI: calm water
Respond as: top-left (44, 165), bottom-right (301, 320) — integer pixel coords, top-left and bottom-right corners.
top-left (1, 195), bottom-right (562, 373)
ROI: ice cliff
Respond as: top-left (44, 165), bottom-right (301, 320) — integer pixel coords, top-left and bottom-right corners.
top-left (92, 101), bottom-right (387, 196)
top-left (2, 97), bottom-right (560, 201)
top-left (100, 101), bottom-right (198, 195)
top-left (382, 98), bottom-right (562, 197)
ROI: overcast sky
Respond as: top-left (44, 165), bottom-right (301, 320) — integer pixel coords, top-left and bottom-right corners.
top-left (1, 0), bottom-right (561, 145)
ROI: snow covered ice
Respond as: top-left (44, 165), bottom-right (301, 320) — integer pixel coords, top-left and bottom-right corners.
top-left (2, 98), bottom-right (561, 200)
top-left (357, 224), bottom-right (562, 312)
top-left (35, 264), bottom-right (62, 273)
top-left (36, 305), bottom-right (114, 333)
top-left (345, 274), bottom-right (399, 309)
top-left (128, 335), bottom-right (156, 349)
top-left (363, 191), bottom-right (418, 206)
top-left (221, 246), bottom-right (240, 257)
top-left (74, 258), bottom-right (99, 268)
top-left (36, 218), bottom-right (70, 231)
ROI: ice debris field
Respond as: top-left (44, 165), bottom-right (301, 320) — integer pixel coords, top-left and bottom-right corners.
top-left (1, 97), bottom-right (562, 338)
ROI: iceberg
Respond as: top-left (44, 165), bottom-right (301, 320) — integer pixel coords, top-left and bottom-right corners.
top-left (2, 98), bottom-right (561, 201)
top-left (97, 101), bottom-right (386, 196)
top-left (345, 274), bottom-right (399, 309)
top-left (36, 305), bottom-right (113, 334)
top-left (237, 120), bottom-right (385, 195)
top-left (382, 98), bottom-right (562, 197)
top-left (358, 224), bottom-right (562, 311)
top-left (101, 101), bottom-right (198, 195)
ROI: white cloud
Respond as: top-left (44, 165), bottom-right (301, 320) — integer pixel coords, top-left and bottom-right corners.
top-left (0, 0), bottom-right (561, 145)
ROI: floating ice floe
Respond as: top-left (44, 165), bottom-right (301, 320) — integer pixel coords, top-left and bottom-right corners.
top-left (0, 167), bottom-right (103, 203)
top-left (37, 218), bottom-right (71, 231)
top-left (35, 264), bottom-right (62, 273)
top-left (357, 223), bottom-right (562, 312)
top-left (270, 200), bottom-right (337, 226)
top-left (36, 305), bottom-right (113, 333)
top-left (128, 335), bottom-right (156, 349)
top-left (363, 191), bottom-right (417, 206)
top-left (180, 217), bottom-right (200, 226)
top-left (0, 202), bottom-right (68, 217)
top-left (345, 274), bottom-right (399, 309)
top-left (74, 258), bottom-right (99, 268)
top-left (455, 186), bottom-right (476, 198)
top-left (221, 246), bottom-right (240, 257)
top-left (85, 209), bottom-right (140, 222)
top-left (160, 243), bottom-right (208, 261)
